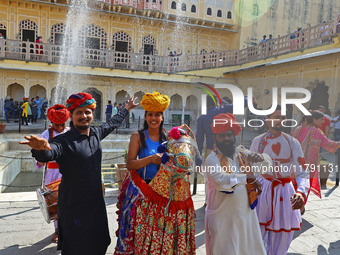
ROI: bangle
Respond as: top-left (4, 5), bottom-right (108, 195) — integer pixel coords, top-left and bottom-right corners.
top-left (247, 176), bottom-right (257, 185)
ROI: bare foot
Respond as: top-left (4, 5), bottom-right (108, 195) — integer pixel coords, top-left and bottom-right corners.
top-left (51, 232), bottom-right (58, 243)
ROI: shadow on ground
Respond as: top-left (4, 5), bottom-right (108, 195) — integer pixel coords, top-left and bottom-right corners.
top-left (0, 236), bottom-right (60, 255)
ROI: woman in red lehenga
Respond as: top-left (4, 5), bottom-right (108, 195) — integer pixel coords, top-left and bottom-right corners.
top-left (114, 91), bottom-right (197, 255)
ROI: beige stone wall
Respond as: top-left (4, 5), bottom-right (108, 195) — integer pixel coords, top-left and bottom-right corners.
top-left (238, 0), bottom-right (340, 48)
top-left (224, 52), bottom-right (340, 121)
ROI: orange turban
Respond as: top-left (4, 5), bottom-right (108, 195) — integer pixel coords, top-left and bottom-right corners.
top-left (140, 91), bottom-right (170, 112)
top-left (211, 113), bottom-right (242, 136)
top-left (47, 104), bottom-right (69, 124)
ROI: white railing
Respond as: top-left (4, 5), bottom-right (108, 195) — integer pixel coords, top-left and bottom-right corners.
top-left (0, 15), bottom-right (339, 73)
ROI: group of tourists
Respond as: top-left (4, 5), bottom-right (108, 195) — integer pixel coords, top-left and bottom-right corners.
top-left (20, 90), bottom-right (340, 255)
top-left (4, 96), bottom-right (46, 124)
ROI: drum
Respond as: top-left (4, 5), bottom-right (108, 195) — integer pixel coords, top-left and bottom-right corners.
top-left (36, 178), bottom-right (61, 223)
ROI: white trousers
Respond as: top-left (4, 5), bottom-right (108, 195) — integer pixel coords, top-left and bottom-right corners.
top-left (260, 225), bottom-right (294, 255)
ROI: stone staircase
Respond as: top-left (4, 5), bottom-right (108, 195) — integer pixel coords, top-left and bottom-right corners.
top-left (0, 133), bottom-right (131, 192)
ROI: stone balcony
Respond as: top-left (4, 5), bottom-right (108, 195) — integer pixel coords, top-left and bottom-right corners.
top-left (0, 16), bottom-right (339, 74)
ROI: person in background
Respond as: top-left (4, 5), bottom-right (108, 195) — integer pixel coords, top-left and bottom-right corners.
top-left (4, 96), bottom-right (15, 123)
top-left (292, 110), bottom-right (340, 195)
top-left (113, 102), bottom-right (118, 115)
top-left (36, 36), bottom-right (43, 55)
top-left (27, 99), bottom-right (33, 124)
top-left (35, 104), bottom-right (70, 243)
top-left (35, 96), bottom-right (46, 119)
top-left (21, 98), bottom-right (30, 126)
top-left (331, 110), bottom-right (340, 141)
top-left (105, 100), bottom-right (113, 123)
top-left (30, 98), bottom-right (38, 123)
top-left (316, 105), bottom-right (331, 137)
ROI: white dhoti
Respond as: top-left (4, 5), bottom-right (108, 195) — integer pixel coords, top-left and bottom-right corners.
top-left (205, 185), bottom-right (266, 255)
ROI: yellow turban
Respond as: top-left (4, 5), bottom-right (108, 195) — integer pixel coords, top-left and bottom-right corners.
top-left (140, 91), bottom-right (170, 112)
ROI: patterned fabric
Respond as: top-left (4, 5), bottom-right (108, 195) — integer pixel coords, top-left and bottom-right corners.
top-left (140, 91), bottom-right (170, 112)
top-left (213, 145), bottom-right (258, 209)
top-left (211, 113), bottom-right (242, 135)
top-left (114, 124), bottom-right (197, 255)
top-left (66, 92), bottom-right (96, 111)
top-left (47, 104), bottom-right (69, 124)
top-left (291, 125), bottom-right (340, 198)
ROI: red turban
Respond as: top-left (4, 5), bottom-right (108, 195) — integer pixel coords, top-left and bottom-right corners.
top-left (211, 113), bottom-right (242, 136)
top-left (66, 92), bottom-right (96, 111)
top-left (47, 104), bottom-right (69, 124)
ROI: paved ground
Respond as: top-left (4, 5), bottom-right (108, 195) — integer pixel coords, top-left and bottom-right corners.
top-left (0, 183), bottom-right (340, 255)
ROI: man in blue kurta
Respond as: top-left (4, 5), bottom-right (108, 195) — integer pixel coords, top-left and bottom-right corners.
top-left (21, 92), bottom-right (138, 255)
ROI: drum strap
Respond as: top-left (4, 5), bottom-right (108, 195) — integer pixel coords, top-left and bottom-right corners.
top-left (41, 127), bottom-right (55, 187)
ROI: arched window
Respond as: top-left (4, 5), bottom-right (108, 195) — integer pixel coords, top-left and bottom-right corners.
top-left (227, 11), bottom-right (232, 19)
top-left (181, 3), bottom-right (186, 11)
top-left (112, 31), bottom-right (132, 52)
top-left (217, 10), bottom-right (222, 17)
top-left (171, 1), bottom-right (176, 10)
top-left (191, 5), bottom-right (196, 13)
top-left (19, 19), bottom-right (38, 42)
top-left (269, 7), bottom-right (275, 18)
top-left (0, 24), bottom-right (7, 39)
top-left (252, 4), bottom-right (258, 16)
top-left (207, 8), bottom-right (212, 16)
top-left (80, 24), bottom-right (107, 49)
top-left (50, 23), bottom-right (66, 45)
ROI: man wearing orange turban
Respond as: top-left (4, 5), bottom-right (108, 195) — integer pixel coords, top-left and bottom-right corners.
top-left (204, 113), bottom-right (271, 255)
top-left (21, 93), bottom-right (138, 255)
top-left (35, 104), bottom-right (70, 243)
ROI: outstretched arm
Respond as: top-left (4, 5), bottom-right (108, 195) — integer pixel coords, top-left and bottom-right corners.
top-left (19, 135), bottom-right (51, 150)
top-left (20, 135), bottom-right (63, 162)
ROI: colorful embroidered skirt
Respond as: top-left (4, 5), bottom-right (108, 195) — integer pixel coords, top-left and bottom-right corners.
top-left (114, 169), bottom-right (196, 255)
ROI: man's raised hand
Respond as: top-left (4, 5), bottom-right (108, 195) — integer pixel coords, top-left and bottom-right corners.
top-left (125, 96), bottom-right (139, 111)
top-left (19, 135), bottom-right (51, 151)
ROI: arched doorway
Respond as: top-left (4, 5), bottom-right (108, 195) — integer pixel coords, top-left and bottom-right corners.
top-left (83, 87), bottom-right (102, 121)
top-left (134, 91), bottom-right (145, 108)
top-left (50, 86), bottom-right (67, 105)
top-left (170, 94), bottom-right (183, 126)
top-left (170, 94), bottom-right (182, 110)
top-left (7, 83), bottom-right (25, 102)
top-left (116, 90), bottom-right (129, 105)
top-left (29, 84), bottom-right (46, 101)
top-left (184, 95), bottom-right (198, 125)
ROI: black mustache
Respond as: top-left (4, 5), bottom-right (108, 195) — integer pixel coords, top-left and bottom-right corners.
top-left (79, 118), bottom-right (90, 122)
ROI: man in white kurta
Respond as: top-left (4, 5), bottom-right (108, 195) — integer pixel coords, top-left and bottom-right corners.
top-left (250, 107), bottom-right (310, 255)
top-left (35, 104), bottom-right (69, 243)
top-left (204, 113), bottom-right (270, 255)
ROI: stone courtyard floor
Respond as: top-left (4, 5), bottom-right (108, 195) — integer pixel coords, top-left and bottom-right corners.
top-left (0, 183), bottom-right (340, 255)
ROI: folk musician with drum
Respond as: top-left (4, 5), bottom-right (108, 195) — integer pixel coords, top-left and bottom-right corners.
top-left (35, 104), bottom-right (69, 243)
